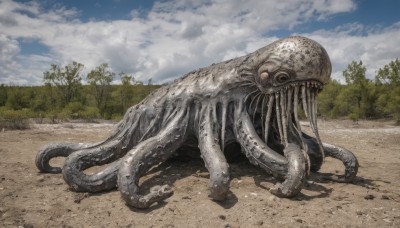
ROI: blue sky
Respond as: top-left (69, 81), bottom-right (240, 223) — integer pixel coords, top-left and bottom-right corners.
top-left (0, 0), bottom-right (399, 85)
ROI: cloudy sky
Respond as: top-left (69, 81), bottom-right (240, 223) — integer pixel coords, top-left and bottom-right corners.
top-left (0, 0), bottom-right (399, 85)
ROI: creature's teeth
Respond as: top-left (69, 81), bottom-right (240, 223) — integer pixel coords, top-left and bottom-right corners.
top-left (260, 95), bottom-right (267, 136)
top-left (287, 86), bottom-right (293, 117)
top-left (250, 93), bottom-right (262, 123)
top-left (301, 85), bottom-right (308, 118)
top-left (275, 93), bottom-right (284, 144)
top-left (293, 86), bottom-right (301, 133)
top-left (311, 90), bottom-right (325, 160)
top-left (280, 89), bottom-right (288, 145)
top-left (221, 101), bottom-right (227, 152)
top-left (264, 95), bottom-right (274, 143)
top-left (306, 86), bottom-right (314, 134)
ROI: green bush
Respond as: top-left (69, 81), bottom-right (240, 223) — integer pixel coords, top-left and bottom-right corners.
top-left (60, 101), bottom-right (85, 119)
top-left (58, 103), bottom-right (101, 122)
top-left (45, 109), bottom-right (63, 124)
top-left (0, 108), bottom-right (33, 129)
top-left (348, 112), bottom-right (360, 122)
top-left (81, 107), bottom-right (100, 122)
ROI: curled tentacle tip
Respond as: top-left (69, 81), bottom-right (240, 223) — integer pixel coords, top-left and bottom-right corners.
top-left (269, 183), bottom-right (297, 198)
top-left (150, 184), bottom-right (174, 197)
top-left (71, 184), bottom-right (80, 191)
top-left (123, 185), bottom-right (174, 209)
top-left (269, 183), bottom-right (284, 196)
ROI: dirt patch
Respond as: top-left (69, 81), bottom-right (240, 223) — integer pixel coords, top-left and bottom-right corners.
top-left (1, 120), bottom-right (399, 227)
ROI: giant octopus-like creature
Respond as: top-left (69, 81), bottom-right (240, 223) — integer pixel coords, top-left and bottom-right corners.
top-left (36, 36), bottom-right (359, 209)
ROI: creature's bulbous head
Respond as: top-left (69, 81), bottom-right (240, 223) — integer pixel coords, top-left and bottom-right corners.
top-left (241, 36), bottom-right (331, 94)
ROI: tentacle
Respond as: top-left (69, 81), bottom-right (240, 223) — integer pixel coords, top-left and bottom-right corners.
top-left (61, 109), bottom-right (145, 192)
top-left (290, 86), bottom-right (311, 176)
top-left (118, 106), bottom-right (190, 209)
top-left (62, 139), bottom-right (126, 192)
top-left (235, 102), bottom-right (287, 176)
top-left (299, 83), bottom-right (324, 169)
top-left (139, 106), bottom-right (165, 140)
top-left (235, 101), bottom-right (306, 197)
top-left (36, 105), bottom-right (139, 174)
top-left (302, 133), bottom-right (358, 181)
top-left (277, 88), bottom-right (308, 196)
top-left (301, 133), bottom-right (324, 172)
top-left (310, 89), bottom-right (325, 160)
top-left (35, 143), bottom-right (92, 173)
top-left (198, 105), bottom-right (230, 201)
top-left (322, 142), bottom-right (359, 182)
top-left (269, 143), bottom-right (306, 197)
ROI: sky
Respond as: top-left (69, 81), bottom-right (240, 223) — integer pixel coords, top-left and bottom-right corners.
top-left (0, 0), bottom-right (399, 85)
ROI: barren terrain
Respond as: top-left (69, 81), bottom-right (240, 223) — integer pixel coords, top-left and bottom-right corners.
top-left (1, 120), bottom-right (399, 227)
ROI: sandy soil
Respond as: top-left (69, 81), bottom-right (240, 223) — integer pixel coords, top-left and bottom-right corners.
top-left (0, 120), bottom-right (399, 228)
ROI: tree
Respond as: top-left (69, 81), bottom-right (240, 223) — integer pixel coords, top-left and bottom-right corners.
top-left (376, 58), bottom-right (400, 85)
top-left (118, 72), bottom-right (135, 112)
top-left (0, 84), bottom-right (7, 106)
top-left (341, 60), bottom-right (375, 120)
top-left (43, 61), bottom-right (84, 107)
top-left (375, 59), bottom-right (400, 124)
top-left (342, 60), bottom-right (368, 110)
top-left (87, 63), bottom-right (115, 117)
top-left (317, 79), bottom-right (343, 118)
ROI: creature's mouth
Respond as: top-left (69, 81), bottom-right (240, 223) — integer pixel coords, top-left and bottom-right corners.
top-left (246, 80), bottom-right (324, 156)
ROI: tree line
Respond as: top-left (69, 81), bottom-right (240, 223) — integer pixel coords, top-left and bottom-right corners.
top-left (0, 62), bottom-right (160, 128)
top-left (318, 59), bottom-right (400, 124)
top-left (0, 59), bottom-right (399, 129)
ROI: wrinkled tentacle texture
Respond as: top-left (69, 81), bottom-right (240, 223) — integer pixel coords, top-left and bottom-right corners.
top-left (35, 36), bottom-right (359, 209)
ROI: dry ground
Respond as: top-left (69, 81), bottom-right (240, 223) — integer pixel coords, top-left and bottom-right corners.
top-left (0, 120), bottom-right (399, 227)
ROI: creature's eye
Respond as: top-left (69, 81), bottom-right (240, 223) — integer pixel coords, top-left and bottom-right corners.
top-left (274, 72), bottom-right (290, 84)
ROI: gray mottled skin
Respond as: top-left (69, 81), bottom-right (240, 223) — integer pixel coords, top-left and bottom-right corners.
top-left (36, 36), bottom-right (359, 209)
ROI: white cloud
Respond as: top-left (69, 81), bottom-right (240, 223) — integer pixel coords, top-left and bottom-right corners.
top-left (0, 33), bottom-right (57, 85)
top-left (305, 22), bottom-right (400, 82)
top-left (1, 0), bottom-right (398, 86)
top-left (0, 34), bottom-right (22, 84)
